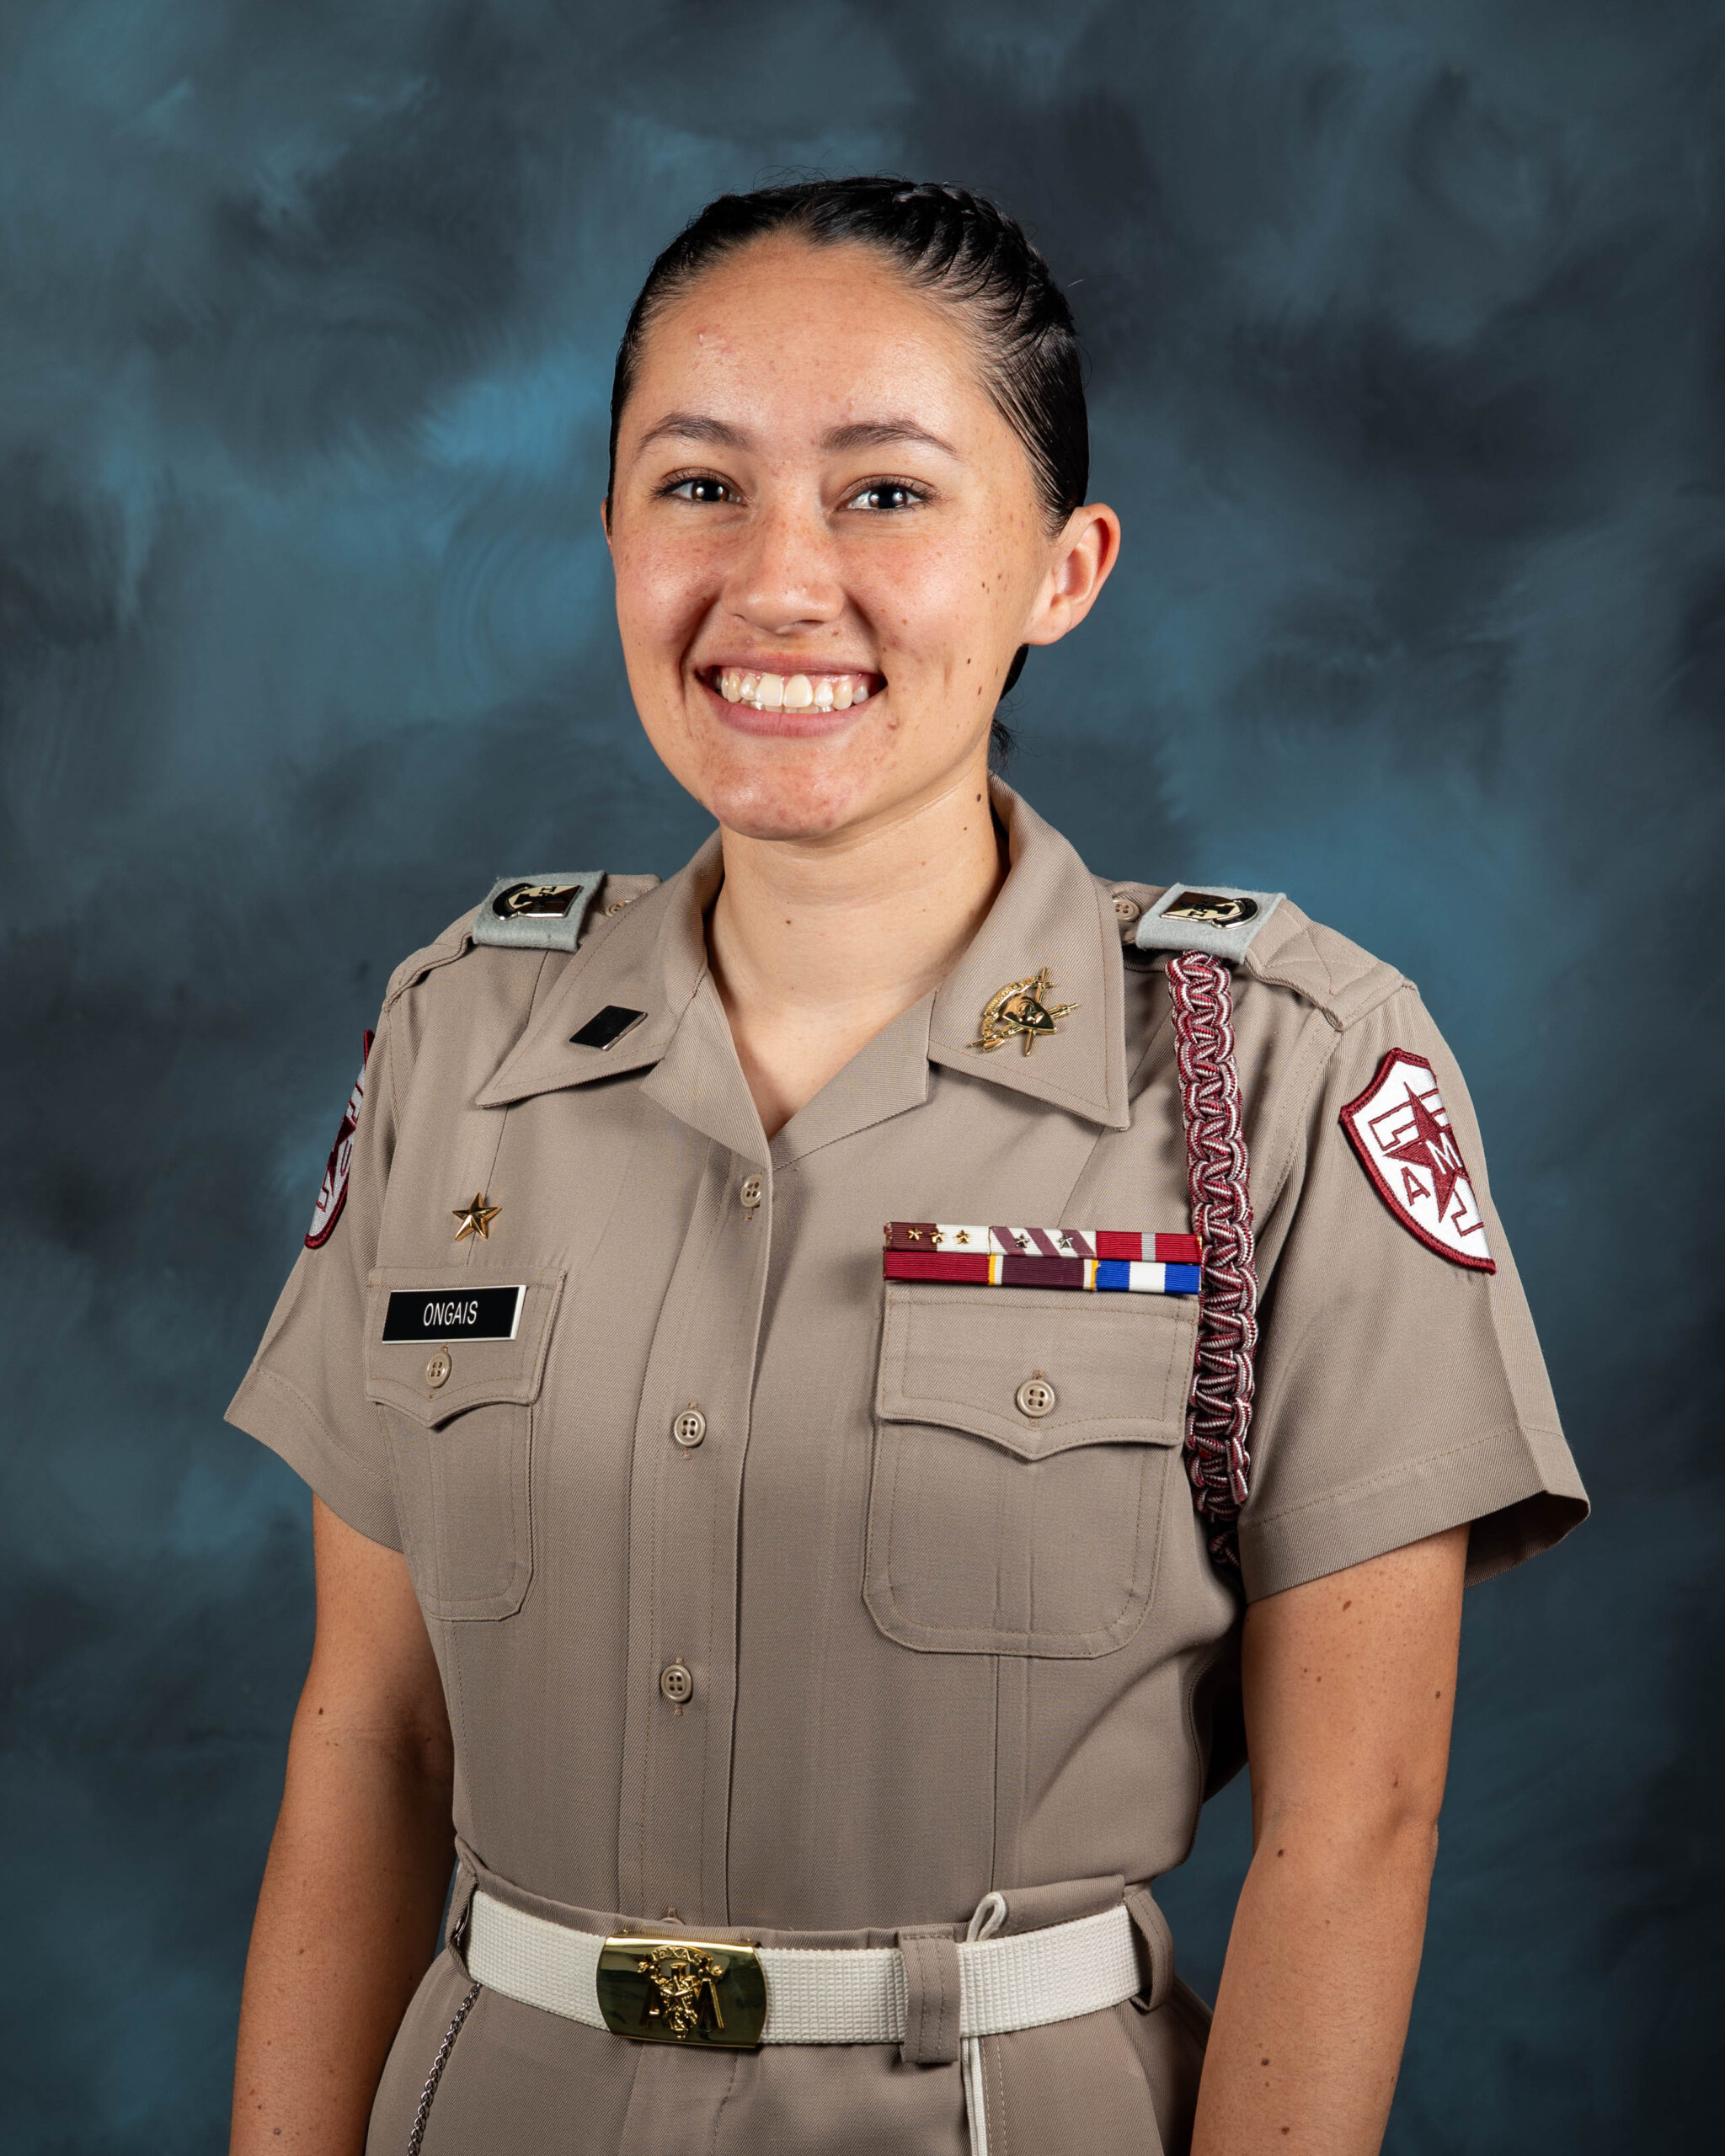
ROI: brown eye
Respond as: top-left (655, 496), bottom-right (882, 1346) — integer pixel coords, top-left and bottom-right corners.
top-left (666, 477), bottom-right (734, 504)
top-left (846, 482), bottom-right (925, 512)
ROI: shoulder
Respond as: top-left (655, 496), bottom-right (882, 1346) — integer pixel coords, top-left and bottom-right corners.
top-left (381, 870), bottom-right (663, 1012)
top-left (1108, 878), bottom-right (1407, 1034)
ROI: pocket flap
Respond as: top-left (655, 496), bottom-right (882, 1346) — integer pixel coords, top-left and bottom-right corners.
top-left (876, 1280), bottom-right (1197, 1462)
top-left (364, 1265), bottom-right (565, 1427)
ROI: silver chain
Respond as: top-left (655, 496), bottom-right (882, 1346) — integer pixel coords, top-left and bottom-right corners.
top-left (404, 1982), bottom-right (481, 2156)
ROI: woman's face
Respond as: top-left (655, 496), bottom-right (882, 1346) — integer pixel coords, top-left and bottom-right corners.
top-left (606, 237), bottom-right (1118, 844)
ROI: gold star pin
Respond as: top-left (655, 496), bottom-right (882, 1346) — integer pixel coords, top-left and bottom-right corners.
top-left (970, 967), bottom-right (1077, 1055)
top-left (452, 1192), bottom-right (501, 1241)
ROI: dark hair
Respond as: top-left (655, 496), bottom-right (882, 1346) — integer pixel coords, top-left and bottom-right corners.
top-left (607, 178), bottom-right (1089, 738)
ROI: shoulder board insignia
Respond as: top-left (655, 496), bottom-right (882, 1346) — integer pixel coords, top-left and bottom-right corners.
top-left (1132, 883), bottom-right (1284, 965)
top-left (472, 873), bottom-right (604, 953)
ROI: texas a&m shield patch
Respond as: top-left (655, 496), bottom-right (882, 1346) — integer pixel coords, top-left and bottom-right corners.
top-left (1339, 1049), bottom-right (1495, 1273)
top-left (305, 1030), bottom-right (374, 1249)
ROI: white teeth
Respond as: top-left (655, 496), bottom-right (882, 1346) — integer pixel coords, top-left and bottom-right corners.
top-left (711, 668), bottom-right (877, 711)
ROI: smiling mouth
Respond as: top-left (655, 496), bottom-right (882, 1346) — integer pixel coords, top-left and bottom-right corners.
top-left (705, 665), bottom-right (879, 713)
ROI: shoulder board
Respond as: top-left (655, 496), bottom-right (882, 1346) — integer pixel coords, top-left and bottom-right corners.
top-left (1131, 883), bottom-right (1284, 964)
top-left (1124, 881), bottom-right (1406, 1032)
top-left (471, 873), bottom-right (605, 953)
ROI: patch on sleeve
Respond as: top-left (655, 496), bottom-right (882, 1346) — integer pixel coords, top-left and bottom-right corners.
top-left (305, 1030), bottom-right (374, 1249)
top-left (1339, 1049), bottom-right (1495, 1273)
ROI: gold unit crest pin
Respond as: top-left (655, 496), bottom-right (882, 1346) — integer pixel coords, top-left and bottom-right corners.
top-left (971, 967), bottom-right (1076, 1054)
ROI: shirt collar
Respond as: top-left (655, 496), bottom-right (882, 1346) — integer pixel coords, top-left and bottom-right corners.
top-left (475, 779), bottom-right (1129, 1136)
top-left (475, 831), bottom-right (723, 1109)
top-left (927, 780), bottom-right (1130, 1130)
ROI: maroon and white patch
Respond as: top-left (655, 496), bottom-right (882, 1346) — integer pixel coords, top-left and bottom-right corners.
top-left (1339, 1049), bottom-right (1495, 1273)
top-left (305, 1030), bottom-right (374, 1249)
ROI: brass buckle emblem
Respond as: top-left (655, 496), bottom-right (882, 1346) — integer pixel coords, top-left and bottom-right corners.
top-left (595, 1934), bottom-right (768, 2048)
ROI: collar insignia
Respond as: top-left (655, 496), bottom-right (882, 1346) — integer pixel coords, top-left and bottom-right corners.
top-left (970, 967), bottom-right (1076, 1055)
top-left (452, 1192), bottom-right (501, 1242)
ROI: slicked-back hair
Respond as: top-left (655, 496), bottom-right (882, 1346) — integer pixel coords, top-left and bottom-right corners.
top-left (608, 178), bottom-right (1089, 734)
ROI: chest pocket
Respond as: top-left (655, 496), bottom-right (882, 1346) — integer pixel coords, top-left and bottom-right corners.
top-left (865, 1282), bottom-right (1199, 1657)
top-left (363, 1265), bottom-right (564, 1622)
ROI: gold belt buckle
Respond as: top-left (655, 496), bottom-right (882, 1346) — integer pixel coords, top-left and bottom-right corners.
top-left (595, 1933), bottom-right (768, 2048)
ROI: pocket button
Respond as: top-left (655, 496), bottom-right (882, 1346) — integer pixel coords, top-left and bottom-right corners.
top-left (425, 1349), bottom-right (452, 1390)
top-left (1015, 1374), bottom-right (1057, 1419)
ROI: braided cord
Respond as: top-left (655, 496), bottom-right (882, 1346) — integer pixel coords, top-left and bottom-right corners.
top-left (1165, 952), bottom-right (1259, 1571)
top-left (405, 1982), bottom-right (481, 2156)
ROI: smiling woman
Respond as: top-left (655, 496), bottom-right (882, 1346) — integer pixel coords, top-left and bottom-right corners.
top-left (224, 179), bottom-right (1586, 2156)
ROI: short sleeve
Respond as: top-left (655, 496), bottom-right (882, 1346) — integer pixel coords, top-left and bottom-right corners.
top-left (1238, 981), bottom-right (1588, 1600)
top-left (226, 1006), bottom-right (403, 1550)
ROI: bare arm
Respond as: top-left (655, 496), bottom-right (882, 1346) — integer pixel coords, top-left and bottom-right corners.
top-left (1191, 1524), bottom-right (1469, 2156)
top-left (231, 1496), bottom-right (455, 2155)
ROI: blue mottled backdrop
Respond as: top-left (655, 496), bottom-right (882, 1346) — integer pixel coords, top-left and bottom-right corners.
top-left (3, 2), bottom-right (1720, 2148)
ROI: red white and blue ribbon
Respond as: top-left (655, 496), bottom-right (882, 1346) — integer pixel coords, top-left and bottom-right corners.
top-left (884, 1223), bottom-right (1201, 1295)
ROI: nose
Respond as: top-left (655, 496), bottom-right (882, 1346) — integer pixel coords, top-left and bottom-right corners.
top-left (722, 493), bottom-right (845, 637)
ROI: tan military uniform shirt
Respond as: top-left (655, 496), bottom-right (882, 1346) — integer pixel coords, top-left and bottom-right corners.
top-left (228, 782), bottom-right (1586, 2155)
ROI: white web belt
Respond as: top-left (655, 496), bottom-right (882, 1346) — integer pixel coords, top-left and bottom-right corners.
top-left (467, 1886), bottom-right (1139, 2041)
top-left (466, 1887), bottom-right (1141, 2154)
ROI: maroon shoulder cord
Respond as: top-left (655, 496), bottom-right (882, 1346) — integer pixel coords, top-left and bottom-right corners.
top-left (1165, 951), bottom-right (1259, 1572)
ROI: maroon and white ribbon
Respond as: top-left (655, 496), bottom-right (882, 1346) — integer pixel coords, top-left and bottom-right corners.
top-left (1165, 952), bottom-right (1259, 1570)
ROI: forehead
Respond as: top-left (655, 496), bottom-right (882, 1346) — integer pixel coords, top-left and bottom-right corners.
top-left (623, 237), bottom-right (995, 447)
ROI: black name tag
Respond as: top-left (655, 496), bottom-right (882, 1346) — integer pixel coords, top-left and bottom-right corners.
top-left (382, 1286), bottom-right (525, 1342)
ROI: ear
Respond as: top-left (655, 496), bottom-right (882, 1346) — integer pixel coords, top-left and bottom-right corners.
top-left (1023, 504), bottom-right (1122, 648)
top-left (601, 497), bottom-right (613, 548)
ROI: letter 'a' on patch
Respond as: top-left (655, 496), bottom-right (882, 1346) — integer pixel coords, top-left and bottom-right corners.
top-left (1339, 1049), bottom-right (1496, 1273)
top-left (305, 1030), bottom-right (374, 1250)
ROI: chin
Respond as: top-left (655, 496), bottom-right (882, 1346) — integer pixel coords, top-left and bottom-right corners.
top-left (701, 769), bottom-right (865, 843)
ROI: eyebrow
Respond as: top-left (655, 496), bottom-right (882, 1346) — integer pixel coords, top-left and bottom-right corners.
top-left (821, 419), bottom-right (957, 456)
top-left (633, 414), bottom-right (958, 458)
top-left (635, 414), bottom-right (751, 453)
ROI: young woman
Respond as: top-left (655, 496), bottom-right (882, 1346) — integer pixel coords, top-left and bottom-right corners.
top-left (227, 179), bottom-right (1586, 2156)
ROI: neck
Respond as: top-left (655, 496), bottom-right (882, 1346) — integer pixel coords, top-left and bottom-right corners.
top-left (707, 761), bottom-right (1007, 1139)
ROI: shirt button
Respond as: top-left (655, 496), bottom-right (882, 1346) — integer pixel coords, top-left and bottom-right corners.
top-left (740, 1173), bottom-right (763, 1211)
top-left (671, 1405), bottom-right (707, 1449)
top-left (1015, 1374), bottom-right (1057, 1418)
top-left (1113, 894), bottom-right (1141, 923)
top-left (425, 1350), bottom-right (451, 1390)
top-left (660, 1661), bottom-right (694, 1705)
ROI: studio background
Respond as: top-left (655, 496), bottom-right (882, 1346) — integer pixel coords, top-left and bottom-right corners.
top-left (3, 2), bottom-right (1719, 2149)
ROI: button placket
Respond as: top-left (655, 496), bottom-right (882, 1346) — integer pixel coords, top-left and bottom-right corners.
top-left (617, 1143), bottom-right (774, 1923)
